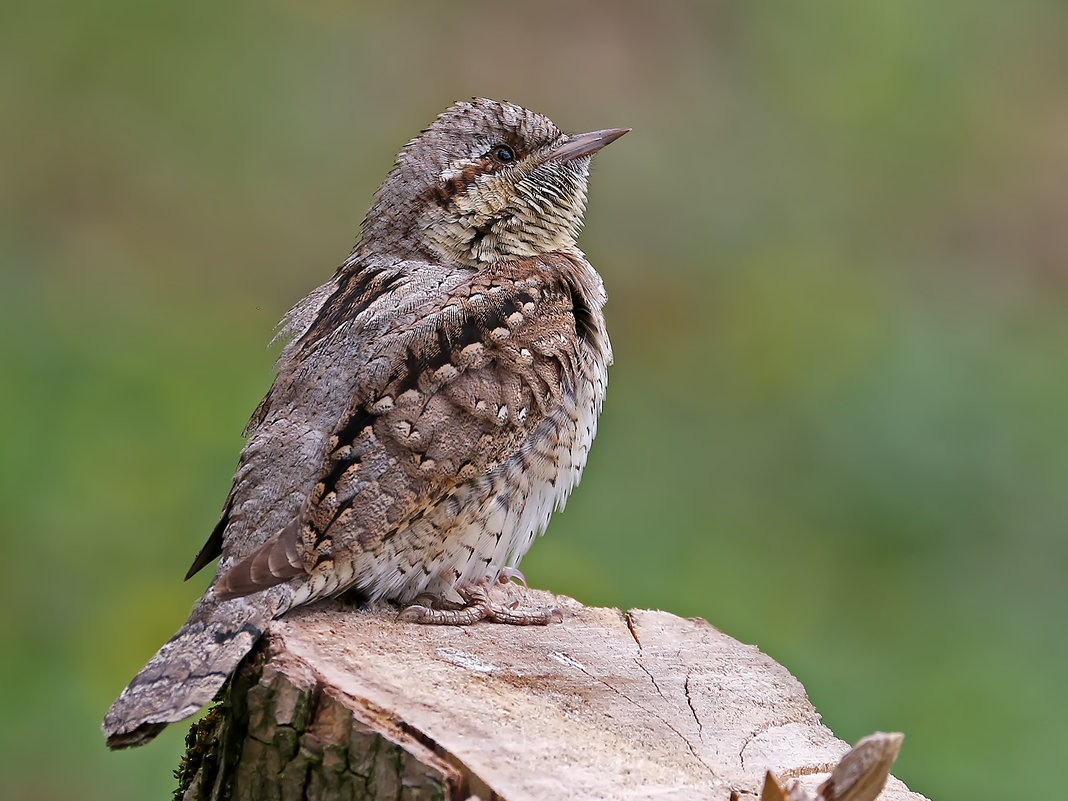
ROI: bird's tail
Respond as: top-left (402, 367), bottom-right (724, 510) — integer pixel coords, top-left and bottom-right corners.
top-left (102, 594), bottom-right (273, 749)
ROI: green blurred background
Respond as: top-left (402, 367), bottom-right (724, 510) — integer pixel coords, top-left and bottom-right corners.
top-left (2, 1), bottom-right (1066, 799)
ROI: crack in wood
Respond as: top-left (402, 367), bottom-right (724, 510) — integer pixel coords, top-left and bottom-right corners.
top-left (684, 673), bottom-right (703, 738)
top-left (623, 610), bottom-right (643, 650)
top-left (622, 609), bottom-right (721, 781)
top-left (633, 657), bottom-right (668, 701)
top-left (739, 730), bottom-right (754, 771)
top-left (560, 641), bottom-right (720, 782)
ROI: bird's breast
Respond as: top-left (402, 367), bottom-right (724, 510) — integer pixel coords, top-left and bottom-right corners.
top-left (358, 336), bottom-right (609, 604)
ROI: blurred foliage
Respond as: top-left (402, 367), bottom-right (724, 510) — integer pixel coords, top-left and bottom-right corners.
top-left (2, 1), bottom-right (1067, 799)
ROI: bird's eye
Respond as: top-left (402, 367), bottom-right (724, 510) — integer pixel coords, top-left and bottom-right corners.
top-left (492, 144), bottom-right (516, 164)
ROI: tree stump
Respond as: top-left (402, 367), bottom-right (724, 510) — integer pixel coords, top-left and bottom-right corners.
top-left (175, 591), bottom-right (929, 801)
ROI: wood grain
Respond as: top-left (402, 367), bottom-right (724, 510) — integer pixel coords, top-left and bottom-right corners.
top-left (176, 592), bottom-right (930, 801)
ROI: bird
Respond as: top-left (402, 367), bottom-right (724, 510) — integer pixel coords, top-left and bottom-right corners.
top-left (102, 98), bottom-right (627, 749)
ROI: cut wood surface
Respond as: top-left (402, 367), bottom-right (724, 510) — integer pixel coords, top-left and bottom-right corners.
top-left (177, 590), bottom-right (930, 801)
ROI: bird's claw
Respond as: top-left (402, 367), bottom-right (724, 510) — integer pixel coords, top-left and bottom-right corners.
top-left (496, 566), bottom-right (529, 587)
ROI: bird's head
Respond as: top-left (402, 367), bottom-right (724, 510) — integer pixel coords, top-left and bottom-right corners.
top-left (357, 98), bottom-right (628, 267)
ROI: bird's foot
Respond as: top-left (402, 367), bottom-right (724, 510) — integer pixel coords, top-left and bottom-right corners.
top-left (398, 578), bottom-right (560, 626)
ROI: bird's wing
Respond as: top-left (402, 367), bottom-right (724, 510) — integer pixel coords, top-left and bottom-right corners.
top-left (183, 268), bottom-right (401, 582)
top-left (213, 259), bottom-right (584, 601)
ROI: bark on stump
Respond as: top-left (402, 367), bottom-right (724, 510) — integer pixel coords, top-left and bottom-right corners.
top-left (175, 591), bottom-right (929, 801)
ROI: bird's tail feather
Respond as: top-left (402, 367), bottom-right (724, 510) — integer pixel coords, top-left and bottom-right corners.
top-left (102, 595), bottom-right (270, 749)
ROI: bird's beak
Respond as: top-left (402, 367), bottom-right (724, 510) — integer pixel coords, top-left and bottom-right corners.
top-left (548, 127), bottom-right (631, 163)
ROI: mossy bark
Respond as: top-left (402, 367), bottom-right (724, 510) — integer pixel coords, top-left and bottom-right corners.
top-left (174, 642), bottom-right (455, 801)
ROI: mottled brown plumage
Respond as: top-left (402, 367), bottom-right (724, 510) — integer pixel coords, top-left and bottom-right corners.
top-left (103, 98), bottom-right (626, 748)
